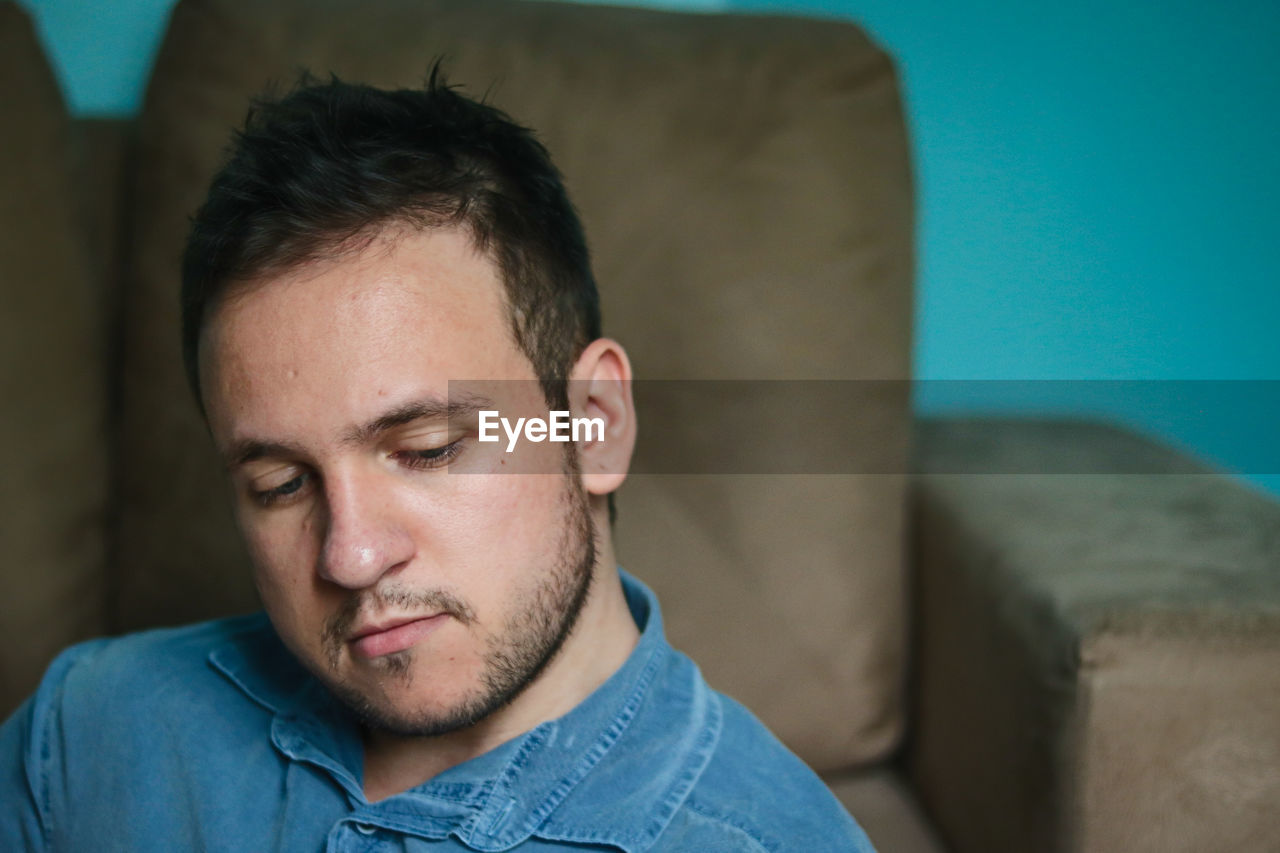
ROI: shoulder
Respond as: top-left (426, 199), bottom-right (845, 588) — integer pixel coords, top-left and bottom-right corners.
top-left (666, 691), bottom-right (874, 853)
top-left (57, 612), bottom-right (272, 676)
top-left (4, 615), bottom-right (281, 846)
top-left (23, 613), bottom-right (280, 759)
top-left (42, 613), bottom-right (272, 713)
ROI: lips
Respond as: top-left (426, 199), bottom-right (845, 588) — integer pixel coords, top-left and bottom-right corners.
top-left (349, 613), bottom-right (448, 659)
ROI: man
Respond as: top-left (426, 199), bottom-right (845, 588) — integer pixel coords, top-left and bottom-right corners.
top-left (1, 72), bottom-right (873, 851)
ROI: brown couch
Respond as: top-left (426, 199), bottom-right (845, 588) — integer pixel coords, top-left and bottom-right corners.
top-left (2, 1), bottom-right (1277, 850)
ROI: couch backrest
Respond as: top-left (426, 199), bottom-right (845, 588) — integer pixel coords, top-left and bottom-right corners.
top-left (0, 2), bottom-right (109, 716)
top-left (112, 0), bottom-right (914, 770)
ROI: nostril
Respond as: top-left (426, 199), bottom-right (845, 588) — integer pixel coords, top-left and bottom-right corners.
top-left (320, 536), bottom-right (384, 588)
top-left (317, 518), bottom-right (417, 590)
top-left (315, 477), bottom-right (417, 589)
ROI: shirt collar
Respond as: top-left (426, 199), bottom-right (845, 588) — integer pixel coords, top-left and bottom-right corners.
top-left (208, 570), bottom-right (722, 852)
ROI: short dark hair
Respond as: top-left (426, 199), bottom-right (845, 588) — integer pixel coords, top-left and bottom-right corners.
top-left (181, 68), bottom-right (601, 411)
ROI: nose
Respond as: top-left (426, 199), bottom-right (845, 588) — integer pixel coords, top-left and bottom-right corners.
top-left (317, 469), bottom-right (415, 589)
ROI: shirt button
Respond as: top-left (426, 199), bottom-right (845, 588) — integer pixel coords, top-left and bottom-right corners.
top-left (354, 822), bottom-right (376, 835)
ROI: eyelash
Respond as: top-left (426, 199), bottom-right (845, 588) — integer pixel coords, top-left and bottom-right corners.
top-left (251, 439), bottom-right (464, 507)
top-left (253, 474), bottom-right (311, 508)
top-left (394, 439), bottom-right (464, 471)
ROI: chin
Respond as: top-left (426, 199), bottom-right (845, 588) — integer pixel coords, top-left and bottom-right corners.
top-left (327, 673), bottom-right (517, 739)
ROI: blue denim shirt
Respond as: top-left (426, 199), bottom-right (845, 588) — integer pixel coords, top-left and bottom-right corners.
top-left (1, 570), bottom-right (873, 852)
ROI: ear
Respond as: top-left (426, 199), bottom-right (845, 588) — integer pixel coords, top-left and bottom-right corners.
top-left (568, 338), bottom-right (636, 496)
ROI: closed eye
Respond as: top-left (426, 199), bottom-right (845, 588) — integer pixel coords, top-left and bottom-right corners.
top-left (395, 438), bottom-right (463, 471)
top-left (252, 471), bottom-right (313, 507)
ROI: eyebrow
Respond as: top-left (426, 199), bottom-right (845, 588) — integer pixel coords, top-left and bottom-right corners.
top-left (340, 394), bottom-right (493, 446)
top-left (225, 393), bottom-right (495, 469)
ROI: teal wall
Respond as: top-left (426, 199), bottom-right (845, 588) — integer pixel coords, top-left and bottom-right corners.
top-left (729, 0), bottom-right (1280, 493)
top-left (19, 0), bottom-right (1279, 492)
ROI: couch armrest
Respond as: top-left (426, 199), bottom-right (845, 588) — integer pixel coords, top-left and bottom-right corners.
top-left (906, 418), bottom-right (1280, 853)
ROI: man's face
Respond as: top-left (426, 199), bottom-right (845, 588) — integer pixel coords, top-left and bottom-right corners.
top-left (199, 225), bottom-right (596, 736)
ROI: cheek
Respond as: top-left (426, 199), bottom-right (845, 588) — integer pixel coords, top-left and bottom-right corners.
top-left (468, 474), bottom-right (563, 539)
top-left (238, 509), bottom-right (323, 615)
top-left (419, 474), bottom-right (569, 581)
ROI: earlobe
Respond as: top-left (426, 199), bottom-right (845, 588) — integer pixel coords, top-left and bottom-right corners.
top-left (569, 339), bottom-right (636, 496)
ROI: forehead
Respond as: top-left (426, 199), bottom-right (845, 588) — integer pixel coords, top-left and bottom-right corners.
top-left (199, 225), bottom-right (531, 445)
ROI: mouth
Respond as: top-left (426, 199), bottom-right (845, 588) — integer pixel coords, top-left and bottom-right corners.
top-left (348, 613), bottom-right (449, 659)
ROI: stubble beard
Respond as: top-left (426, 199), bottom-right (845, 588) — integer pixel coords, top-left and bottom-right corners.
top-left (314, 468), bottom-right (599, 738)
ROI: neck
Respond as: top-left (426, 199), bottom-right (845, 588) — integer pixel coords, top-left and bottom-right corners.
top-left (361, 508), bottom-right (639, 802)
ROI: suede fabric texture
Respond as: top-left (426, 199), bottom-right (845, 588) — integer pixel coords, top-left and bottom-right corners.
top-left (909, 418), bottom-right (1280, 853)
top-left (68, 119), bottom-right (132, 316)
top-left (825, 768), bottom-right (948, 853)
top-left (0, 2), bottom-right (108, 716)
top-left (113, 0), bottom-right (914, 769)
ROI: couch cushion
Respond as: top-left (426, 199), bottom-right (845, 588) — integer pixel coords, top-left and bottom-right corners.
top-left (0, 2), bottom-right (108, 716)
top-left (826, 767), bottom-right (949, 852)
top-left (116, 0), bottom-right (913, 768)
